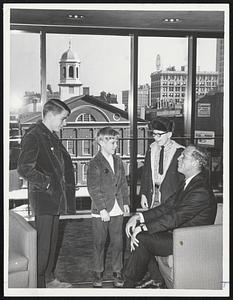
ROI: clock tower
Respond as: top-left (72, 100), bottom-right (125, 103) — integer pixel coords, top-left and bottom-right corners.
top-left (59, 41), bottom-right (82, 101)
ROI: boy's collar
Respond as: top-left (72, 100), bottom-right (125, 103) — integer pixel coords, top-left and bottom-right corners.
top-left (101, 150), bottom-right (113, 160)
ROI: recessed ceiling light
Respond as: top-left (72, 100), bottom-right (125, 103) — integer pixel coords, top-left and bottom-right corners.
top-left (67, 14), bottom-right (85, 20)
top-left (163, 18), bottom-right (182, 23)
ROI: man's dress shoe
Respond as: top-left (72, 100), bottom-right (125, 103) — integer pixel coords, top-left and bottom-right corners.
top-left (136, 279), bottom-right (165, 289)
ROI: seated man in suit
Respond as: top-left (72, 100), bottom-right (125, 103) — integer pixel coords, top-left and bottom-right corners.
top-left (123, 145), bottom-right (217, 288)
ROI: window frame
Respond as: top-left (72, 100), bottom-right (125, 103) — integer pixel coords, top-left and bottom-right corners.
top-left (10, 21), bottom-right (224, 211)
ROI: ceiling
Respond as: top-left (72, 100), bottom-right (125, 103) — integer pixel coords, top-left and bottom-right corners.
top-left (10, 9), bottom-right (224, 35)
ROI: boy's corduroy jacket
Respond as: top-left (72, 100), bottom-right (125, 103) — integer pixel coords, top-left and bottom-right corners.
top-left (17, 120), bottom-right (76, 216)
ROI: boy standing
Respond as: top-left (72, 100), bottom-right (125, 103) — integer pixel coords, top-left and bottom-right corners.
top-left (87, 127), bottom-right (130, 288)
top-left (17, 99), bottom-right (76, 288)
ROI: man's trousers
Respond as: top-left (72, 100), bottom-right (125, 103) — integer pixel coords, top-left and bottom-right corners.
top-left (124, 231), bottom-right (173, 286)
top-left (35, 215), bottom-right (60, 288)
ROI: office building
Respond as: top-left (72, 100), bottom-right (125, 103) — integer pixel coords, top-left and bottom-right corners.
top-left (151, 64), bottom-right (218, 109)
top-left (122, 83), bottom-right (151, 116)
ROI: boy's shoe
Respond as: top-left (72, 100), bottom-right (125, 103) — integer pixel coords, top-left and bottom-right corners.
top-left (113, 272), bottom-right (124, 288)
top-left (93, 272), bottom-right (103, 288)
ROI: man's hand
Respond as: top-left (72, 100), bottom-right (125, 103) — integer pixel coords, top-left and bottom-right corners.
top-left (125, 214), bottom-right (140, 238)
top-left (100, 209), bottom-right (110, 222)
top-left (141, 194), bottom-right (149, 210)
top-left (130, 226), bottom-right (142, 252)
top-left (124, 205), bottom-right (130, 214)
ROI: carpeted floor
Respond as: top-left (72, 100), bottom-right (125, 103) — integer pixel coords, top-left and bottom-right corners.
top-left (54, 217), bottom-right (131, 287)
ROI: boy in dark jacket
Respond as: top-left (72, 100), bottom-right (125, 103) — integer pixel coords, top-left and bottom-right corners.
top-left (18, 99), bottom-right (76, 288)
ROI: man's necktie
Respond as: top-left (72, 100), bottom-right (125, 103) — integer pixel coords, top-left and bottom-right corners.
top-left (159, 146), bottom-right (165, 175)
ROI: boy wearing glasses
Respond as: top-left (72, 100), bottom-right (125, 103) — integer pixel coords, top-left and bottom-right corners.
top-left (140, 116), bottom-right (184, 209)
top-left (87, 127), bottom-right (130, 288)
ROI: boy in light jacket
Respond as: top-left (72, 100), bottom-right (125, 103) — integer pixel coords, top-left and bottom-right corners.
top-left (87, 127), bottom-right (130, 288)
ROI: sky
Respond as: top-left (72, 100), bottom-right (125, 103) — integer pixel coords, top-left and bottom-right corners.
top-left (10, 32), bottom-right (217, 109)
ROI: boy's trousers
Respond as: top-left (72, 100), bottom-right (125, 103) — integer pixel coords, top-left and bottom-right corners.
top-left (35, 215), bottom-right (60, 288)
top-left (92, 215), bottom-right (123, 273)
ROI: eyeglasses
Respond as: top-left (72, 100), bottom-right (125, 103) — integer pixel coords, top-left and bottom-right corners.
top-left (152, 131), bottom-right (168, 138)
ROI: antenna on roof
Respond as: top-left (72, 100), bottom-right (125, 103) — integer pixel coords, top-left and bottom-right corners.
top-left (156, 54), bottom-right (161, 71)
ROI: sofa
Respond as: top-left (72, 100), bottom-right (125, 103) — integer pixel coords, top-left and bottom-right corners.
top-left (156, 203), bottom-right (223, 289)
top-left (8, 210), bottom-right (37, 288)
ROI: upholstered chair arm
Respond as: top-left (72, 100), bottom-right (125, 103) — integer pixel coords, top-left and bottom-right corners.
top-left (9, 211), bottom-right (37, 287)
top-left (173, 224), bottom-right (223, 289)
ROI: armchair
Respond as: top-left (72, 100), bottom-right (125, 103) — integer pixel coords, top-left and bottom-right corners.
top-left (156, 203), bottom-right (223, 289)
top-left (8, 210), bottom-right (37, 288)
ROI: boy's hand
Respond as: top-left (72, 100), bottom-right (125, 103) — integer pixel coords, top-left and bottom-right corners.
top-left (100, 209), bottom-right (110, 222)
top-left (124, 205), bottom-right (130, 214)
top-left (141, 194), bottom-right (149, 210)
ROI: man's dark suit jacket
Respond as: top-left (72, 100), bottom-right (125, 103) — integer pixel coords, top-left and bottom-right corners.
top-left (142, 172), bottom-right (217, 234)
top-left (17, 120), bottom-right (76, 216)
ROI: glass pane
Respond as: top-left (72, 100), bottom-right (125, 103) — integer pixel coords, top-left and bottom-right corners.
top-left (195, 38), bottom-right (223, 195)
top-left (10, 32), bottom-right (40, 114)
top-left (46, 34), bottom-right (130, 102)
top-left (10, 31), bottom-right (40, 195)
top-left (9, 31), bottom-right (40, 216)
top-left (46, 34), bottom-right (130, 189)
top-left (136, 36), bottom-right (188, 208)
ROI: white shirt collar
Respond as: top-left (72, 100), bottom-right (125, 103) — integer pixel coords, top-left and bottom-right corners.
top-left (162, 139), bottom-right (172, 150)
top-left (184, 174), bottom-right (196, 190)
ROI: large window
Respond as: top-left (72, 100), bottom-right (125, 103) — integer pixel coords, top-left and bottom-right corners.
top-left (9, 26), bottom-right (224, 209)
top-left (46, 34), bottom-right (130, 102)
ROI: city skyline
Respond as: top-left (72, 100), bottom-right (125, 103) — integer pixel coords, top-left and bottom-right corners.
top-left (10, 33), bottom-right (217, 111)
